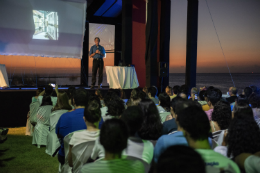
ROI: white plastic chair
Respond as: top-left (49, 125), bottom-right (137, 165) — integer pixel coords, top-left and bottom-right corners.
top-left (61, 132), bottom-right (74, 173)
top-left (46, 110), bottom-right (68, 156)
top-left (126, 156), bottom-right (151, 173)
top-left (159, 112), bottom-right (171, 123)
top-left (29, 101), bottom-right (40, 125)
top-left (32, 105), bottom-right (52, 148)
top-left (71, 141), bottom-right (95, 173)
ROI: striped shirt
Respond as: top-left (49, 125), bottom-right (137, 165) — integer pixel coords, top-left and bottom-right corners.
top-left (79, 158), bottom-right (145, 173)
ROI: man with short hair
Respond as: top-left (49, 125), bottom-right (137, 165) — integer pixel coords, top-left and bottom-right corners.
top-left (165, 86), bottom-right (174, 100)
top-left (80, 119), bottom-right (145, 173)
top-left (226, 87), bottom-right (238, 103)
top-left (56, 89), bottom-right (88, 165)
top-left (172, 85), bottom-right (180, 99)
top-left (89, 37), bottom-right (106, 89)
top-left (148, 87), bottom-right (159, 104)
top-left (177, 105), bottom-right (240, 172)
top-left (205, 88), bottom-right (221, 120)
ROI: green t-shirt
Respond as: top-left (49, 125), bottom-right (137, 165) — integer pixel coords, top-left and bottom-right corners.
top-left (80, 158), bottom-right (145, 173)
top-left (196, 149), bottom-right (240, 173)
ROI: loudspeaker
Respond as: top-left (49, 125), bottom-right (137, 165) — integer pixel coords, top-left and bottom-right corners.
top-left (159, 62), bottom-right (168, 77)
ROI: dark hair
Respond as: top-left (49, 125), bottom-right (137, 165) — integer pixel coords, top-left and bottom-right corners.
top-left (157, 145), bottom-right (206, 173)
top-left (179, 85), bottom-right (188, 96)
top-left (233, 95), bottom-right (250, 116)
top-left (244, 87), bottom-right (253, 98)
top-left (227, 116), bottom-right (260, 158)
top-left (207, 88), bottom-right (221, 106)
top-left (45, 85), bottom-right (53, 96)
top-left (230, 87), bottom-right (238, 95)
top-left (73, 89), bottom-right (87, 106)
top-left (87, 94), bottom-right (102, 109)
top-left (52, 92), bottom-right (72, 111)
top-left (104, 91), bottom-right (119, 106)
top-left (100, 119), bottom-right (129, 154)
top-left (67, 86), bottom-right (76, 100)
top-left (94, 37), bottom-right (100, 42)
top-left (121, 106), bottom-right (143, 136)
top-left (173, 85), bottom-right (180, 95)
top-left (84, 100), bottom-right (101, 124)
top-left (138, 99), bottom-right (162, 140)
top-left (211, 101), bottom-right (232, 130)
top-left (95, 89), bottom-right (103, 100)
top-left (41, 96), bottom-right (53, 106)
top-left (170, 97), bottom-right (186, 113)
top-left (138, 90), bottom-right (147, 100)
top-left (250, 85), bottom-right (258, 93)
top-left (177, 105), bottom-right (210, 140)
top-left (234, 106), bottom-right (253, 119)
top-left (159, 93), bottom-right (171, 112)
top-left (249, 93), bottom-right (260, 108)
top-left (148, 87), bottom-right (157, 97)
top-left (199, 90), bottom-right (206, 101)
top-left (36, 87), bottom-right (44, 96)
top-left (106, 97), bottom-right (125, 117)
top-left (130, 88), bottom-right (140, 100)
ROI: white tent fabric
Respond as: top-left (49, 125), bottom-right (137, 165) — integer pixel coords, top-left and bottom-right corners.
top-left (46, 109), bottom-right (68, 156)
top-left (61, 132), bottom-right (74, 173)
top-left (0, 64), bottom-right (9, 88)
top-left (71, 141), bottom-right (95, 173)
top-left (29, 101), bottom-right (40, 125)
top-left (32, 105), bottom-right (53, 148)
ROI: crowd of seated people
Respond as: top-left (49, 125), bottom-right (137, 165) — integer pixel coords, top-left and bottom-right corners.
top-left (24, 84), bottom-right (260, 173)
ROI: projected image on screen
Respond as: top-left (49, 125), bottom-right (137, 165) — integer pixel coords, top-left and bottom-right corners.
top-left (33, 10), bottom-right (59, 40)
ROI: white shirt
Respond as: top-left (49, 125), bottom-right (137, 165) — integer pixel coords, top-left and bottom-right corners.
top-left (245, 155), bottom-right (260, 173)
top-left (69, 130), bottom-right (100, 146)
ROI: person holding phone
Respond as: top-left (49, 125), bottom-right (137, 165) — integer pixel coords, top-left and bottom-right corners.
top-left (190, 87), bottom-right (198, 101)
top-left (89, 37), bottom-right (106, 89)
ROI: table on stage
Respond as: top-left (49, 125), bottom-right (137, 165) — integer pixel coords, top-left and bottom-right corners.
top-left (0, 64), bottom-right (9, 88)
top-left (105, 66), bottom-right (139, 89)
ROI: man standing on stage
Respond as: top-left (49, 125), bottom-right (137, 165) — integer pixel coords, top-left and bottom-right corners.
top-left (89, 37), bottom-right (106, 89)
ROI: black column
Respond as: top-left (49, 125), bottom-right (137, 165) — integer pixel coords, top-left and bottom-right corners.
top-left (81, 21), bottom-right (89, 86)
top-left (122, 0), bottom-right (132, 66)
top-left (114, 23), bottom-right (122, 66)
top-left (159, 0), bottom-right (171, 91)
top-left (185, 0), bottom-right (198, 93)
top-left (145, 0), bottom-right (158, 87)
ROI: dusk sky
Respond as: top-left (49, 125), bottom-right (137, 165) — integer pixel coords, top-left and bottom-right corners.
top-left (170, 0), bottom-right (260, 73)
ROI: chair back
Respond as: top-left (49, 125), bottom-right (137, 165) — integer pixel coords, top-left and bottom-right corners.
top-left (159, 112), bottom-right (171, 123)
top-left (72, 141), bottom-right (95, 173)
top-left (36, 105), bottom-right (53, 125)
top-left (126, 156), bottom-right (151, 173)
top-left (49, 110), bottom-right (68, 131)
top-left (29, 101), bottom-right (40, 124)
top-left (61, 132), bottom-right (74, 173)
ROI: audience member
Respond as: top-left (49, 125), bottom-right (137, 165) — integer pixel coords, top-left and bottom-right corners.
top-left (138, 99), bottom-right (162, 140)
top-left (143, 86), bottom-right (148, 95)
top-left (172, 85), bottom-right (180, 99)
top-left (190, 87), bottom-right (198, 101)
top-left (198, 90), bottom-right (210, 111)
top-left (127, 89), bottom-right (142, 106)
top-left (67, 86), bottom-right (76, 107)
top-left (205, 88), bottom-right (221, 120)
top-left (210, 101), bottom-right (232, 144)
top-left (105, 97), bottom-right (125, 121)
top-left (243, 87), bottom-right (253, 100)
top-left (148, 87), bottom-right (159, 104)
top-left (38, 85), bottom-right (57, 107)
top-left (56, 89), bottom-right (88, 166)
top-left (52, 92), bottom-right (72, 112)
top-left (157, 93), bottom-right (171, 113)
top-left (234, 152), bottom-right (260, 173)
top-left (80, 119), bottom-right (145, 173)
top-left (232, 95), bottom-right (251, 118)
top-left (249, 93), bottom-right (260, 121)
top-left (32, 87), bottom-right (43, 103)
top-left (68, 100), bottom-right (101, 167)
top-left (165, 86), bottom-right (173, 100)
top-left (226, 87), bottom-right (238, 103)
top-left (250, 85), bottom-right (258, 94)
top-left (95, 89), bottom-right (104, 106)
top-left (138, 90), bottom-right (147, 100)
top-left (178, 85), bottom-right (188, 99)
top-left (178, 105), bottom-right (240, 172)
top-left (156, 145), bottom-right (206, 173)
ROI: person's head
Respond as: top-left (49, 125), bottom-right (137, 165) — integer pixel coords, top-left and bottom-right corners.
top-left (172, 85), bottom-right (180, 95)
top-left (67, 86), bottom-right (76, 99)
top-left (227, 116), bottom-right (260, 158)
top-left (243, 87), bottom-right (253, 98)
top-left (138, 99), bottom-right (162, 140)
top-left (41, 96), bottom-right (53, 106)
top-left (229, 87), bottom-right (237, 96)
top-left (121, 106), bottom-right (143, 136)
top-left (198, 90), bottom-right (206, 101)
top-left (95, 89), bottom-right (103, 100)
top-left (36, 87), bottom-right (43, 96)
top-left (53, 92), bottom-right (72, 111)
top-left (206, 88), bottom-right (221, 108)
top-left (177, 105), bottom-right (210, 144)
top-left (106, 97), bottom-right (125, 117)
top-left (130, 88), bottom-right (140, 100)
top-left (143, 87), bottom-right (148, 95)
top-left (156, 145), bottom-right (206, 173)
top-left (148, 87), bottom-right (157, 98)
top-left (100, 119), bottom-right (129, 155)
top-left (250, 85), bottom-right (258, 93)
top-left (211, 101), bottom-right (232, 130)
top-left (170, 97), bottom-right (187, 118)
top-left (178, 85), bottom-right (188, 99)
top-left (165, 86), bottom-right (172, 96)
top-left (249, 93), bottom-right (260, 108)
top-left (120, 89), bottom-right (126, 99)
top-left (84, 99), bottom-right (101, 128)
top-left (94, 37), bottom-right (100, 45)
top-left (233, 95), bottom-right (251, 118)
top-left (191, 87), bottom-right (198, 95)
top-left (73, 89), bottom-right (88, 107)
top-left (45, 85), bottom-right (53, 96)
top-left (159, 93), bottom-right (170, 111)
top-left (138, 90), bottom-right (147, 100)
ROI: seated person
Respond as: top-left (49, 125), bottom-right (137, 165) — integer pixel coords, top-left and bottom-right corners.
top-left (127, 89), bottom-right (142, 106)
top-left (172, 85), bottom-right (180, 99)
top-left (234, 152), bottom-right (260, 173)
top-left (178, 85), bottom-right (188, 99)
top-left (67, 86), bottom-right (76, 109)
top-left (95, 89), bottom-right (104, 106)
top-left (205, 88), bottom-right (221, 120)
top-left (104, 97), bottom-right (125, 121)
top-left (198, 90), bottom-right (210, 111)
top-left (165, 86), bottom-right (174, 100)
top-left (190, 87), bottom-right (198, 101)
top-left (156, 145), bottom-right (206, 173)
top-left (226, 87), bottom-right (238, 104)
top-left (32, 87), bottom-right (43, 103)
top-left (210, 101), bottom-right (232, 144)
top-left (157, 93), bottom-right (171, 113)
top-left (56, 89), bottom-right (88, 166)
top-left (80, 119), bottom-right (145, 173)
top-left (148, 87), bottom-right (159, 104)
top-left (178, 105), bottom-right (240, 172)
top-left (38, 85), bottom-right (57, 107)
top-left (68, 100), bottom-right (101, 167)
top-left (242, 87), bottom-right (253, 101)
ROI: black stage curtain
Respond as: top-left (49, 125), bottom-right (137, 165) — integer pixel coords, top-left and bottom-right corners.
top-left (81, 21), bottom-right (89, 86)
top-left (145, 0), bottom-right (158, 87)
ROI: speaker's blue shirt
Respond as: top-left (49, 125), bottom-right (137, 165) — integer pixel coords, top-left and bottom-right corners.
top-left (89, 44), bottom-right (106, 59)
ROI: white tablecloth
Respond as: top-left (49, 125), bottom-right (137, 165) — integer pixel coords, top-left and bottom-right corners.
top-left (105, 66), bottom-right (139, 89)
top-left (0, 64), bottom-right (9, 88)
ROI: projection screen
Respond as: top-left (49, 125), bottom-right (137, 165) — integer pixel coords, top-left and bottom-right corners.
top-left (0, 0), bottom-right (86, 59)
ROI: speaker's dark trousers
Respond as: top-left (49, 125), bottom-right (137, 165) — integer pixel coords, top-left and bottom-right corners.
top-left (92, 58), bottom-right (104, 86)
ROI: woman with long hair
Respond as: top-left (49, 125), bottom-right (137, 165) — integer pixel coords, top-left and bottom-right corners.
top-left (138, 99), bottom-right (162, 140)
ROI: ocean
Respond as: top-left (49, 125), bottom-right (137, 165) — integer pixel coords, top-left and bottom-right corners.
top-left (169, 73), bottom-right (260, 94)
